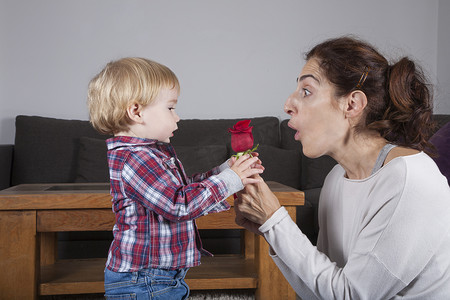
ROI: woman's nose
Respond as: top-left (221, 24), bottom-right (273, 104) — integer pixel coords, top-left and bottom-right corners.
top-left (284, 96), bottom-right (294, 115)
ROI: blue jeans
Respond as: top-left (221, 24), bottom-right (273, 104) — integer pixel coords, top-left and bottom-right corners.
top-left (104, 267), bottom-right (190, 300)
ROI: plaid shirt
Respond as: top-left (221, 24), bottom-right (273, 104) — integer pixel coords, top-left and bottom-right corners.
top-left (105, 136), bottom-right (231, 272)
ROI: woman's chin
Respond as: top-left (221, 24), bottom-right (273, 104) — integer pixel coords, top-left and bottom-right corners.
top-left (302, 146), bottom-right (323, 159)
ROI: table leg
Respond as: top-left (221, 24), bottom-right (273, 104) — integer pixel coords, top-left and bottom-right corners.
top-left (243, 230), bottom-right (255, 259)
top-left (0, 211), bottom-right (38, 299)
top-left (40, 232), bottom-right (57, 266)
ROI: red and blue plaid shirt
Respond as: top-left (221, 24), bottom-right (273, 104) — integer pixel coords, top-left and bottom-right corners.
top-left (105, 136), bottom-right (231, 272)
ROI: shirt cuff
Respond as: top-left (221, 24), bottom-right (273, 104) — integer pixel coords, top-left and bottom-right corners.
top-left (218, 159), bottom-right (230, 172)
top-left (258, 206), bottom-right (289, 233)
top-left (216, 168), bottom-right (244, 196)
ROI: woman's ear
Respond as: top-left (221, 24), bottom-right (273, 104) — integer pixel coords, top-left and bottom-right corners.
top-left (126, 102), bottom-right (144, 123)
top-left (344, 90), bottom-right (367, 119)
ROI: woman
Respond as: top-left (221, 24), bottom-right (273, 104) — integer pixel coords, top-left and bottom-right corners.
top-left (235, 36), bottom-right (450, 299)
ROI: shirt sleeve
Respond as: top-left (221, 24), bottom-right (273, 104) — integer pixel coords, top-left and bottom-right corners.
top-left (270, 253), bottom-right (320, 300)
top-left (187, 160), bottom-right (241, 214)
top-left (121, 150), bottom-right (232, 222)
top-left (259, 207), bottom-right (407, 300)
top-left (186, 160), bottom-right (230, 183)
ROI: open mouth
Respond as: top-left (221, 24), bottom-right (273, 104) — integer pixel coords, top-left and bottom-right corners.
top-left (287, 122), bottom-right (300, 141)
top-left (171, 128), bottom-right (178, 137)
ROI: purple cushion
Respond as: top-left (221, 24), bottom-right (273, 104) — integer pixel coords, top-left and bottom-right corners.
top-left (430, 122), bottom-right (450, 185)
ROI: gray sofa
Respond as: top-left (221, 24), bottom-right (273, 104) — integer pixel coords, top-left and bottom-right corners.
top-left (1, 114), bottom-right (449, 258)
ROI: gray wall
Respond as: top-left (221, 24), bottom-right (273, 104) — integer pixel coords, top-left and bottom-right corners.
top-left (437, 0), bottom-right (450, 113)
top-left (1, 0), bottom-right (448, 144)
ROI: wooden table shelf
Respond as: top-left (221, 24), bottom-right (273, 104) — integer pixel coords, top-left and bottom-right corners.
top-left (0, 182), bottom-right (303, 300)
top-left (40, 255), bottom-right (257, 295)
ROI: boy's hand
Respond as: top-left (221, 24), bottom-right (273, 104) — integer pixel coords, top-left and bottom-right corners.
top-left (230, 154), bottom-right (264, 185)
top-left (228, 152), bottom-right (261, 167)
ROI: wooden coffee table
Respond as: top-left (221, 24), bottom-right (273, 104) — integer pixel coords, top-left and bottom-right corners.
top-left (0, 181), bottom-right (303, 299)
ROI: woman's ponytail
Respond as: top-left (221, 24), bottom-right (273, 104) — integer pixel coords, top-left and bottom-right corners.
top-left (383, 57), bottom-right (435, 152)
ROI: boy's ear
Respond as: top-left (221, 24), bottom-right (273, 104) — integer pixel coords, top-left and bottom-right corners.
top-left (126, 103), bottom-right (143, 123)
top-left (344, 90), bottom-right (367, 119)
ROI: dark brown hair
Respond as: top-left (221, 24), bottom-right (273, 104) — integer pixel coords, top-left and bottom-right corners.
top-left (305, 36), bottom-right (435, 153)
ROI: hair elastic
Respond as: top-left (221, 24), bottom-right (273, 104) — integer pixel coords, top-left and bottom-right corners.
top-left (356, 66), bottom-right (370, 89)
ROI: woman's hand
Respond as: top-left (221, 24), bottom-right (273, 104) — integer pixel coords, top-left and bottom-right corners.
top-left (234, 200), bottom-right (263, 235)
top-left (229, 154), bottom-right (264, 185)
top-left (234, 176), bottom-right (282, 225)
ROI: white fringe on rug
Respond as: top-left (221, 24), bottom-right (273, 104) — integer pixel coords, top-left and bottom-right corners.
top-left (189, 290), bottom-right (255, 300)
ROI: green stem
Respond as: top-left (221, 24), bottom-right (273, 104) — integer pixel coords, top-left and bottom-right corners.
top-left (232, 144), bottom-right (259, 158)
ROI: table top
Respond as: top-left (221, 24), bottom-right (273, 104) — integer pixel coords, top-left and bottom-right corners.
top-left (0, 181), bottom-right (304, 210)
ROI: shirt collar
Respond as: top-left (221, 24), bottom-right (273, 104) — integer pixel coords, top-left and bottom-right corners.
top-left (106, 136), bottom-right (171, 151)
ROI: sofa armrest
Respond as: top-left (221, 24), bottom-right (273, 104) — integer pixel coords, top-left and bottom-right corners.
top-left (0, 145), bottom-right (13, 190)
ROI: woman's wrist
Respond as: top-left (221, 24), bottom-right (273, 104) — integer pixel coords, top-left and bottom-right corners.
top-left (259, 206), bottom-right (288, 233)
top-left (265, 204), bottom-right (282, 221)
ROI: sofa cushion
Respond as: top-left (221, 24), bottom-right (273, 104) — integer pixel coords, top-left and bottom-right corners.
top-left (12, 115), bottom-right (110, 185)
top-left (171, 117), bottom-right (280, 150)
top-left (174, 145), bottom-right (229, 176)
top-left (279, 119), bottom-right (300, 151)
top-left (433, 114), bottom-right (450, 135)
top-left (301, 155), bottom-right (337, 190)
top-left (75, 137), bottom-right (109, 183)
top-left (430, 121), bottom-right (450, 185)
top-left (257, 144), bottom-right (301, 189)
top-left (0, 145), bottom-right (13, 190)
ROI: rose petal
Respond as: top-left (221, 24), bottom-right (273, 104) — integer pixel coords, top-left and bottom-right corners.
top-left (231, 132), bottom-right (254, 152)
top-left (228, 120), bottom-right (253, 134)
top-left (234, 120), bottom-right (251, 130)
top-left (229, 120), bottom-right (255, 153)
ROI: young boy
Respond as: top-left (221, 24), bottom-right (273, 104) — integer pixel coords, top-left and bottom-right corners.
top-left (87, 57), bottom-right (263, 299)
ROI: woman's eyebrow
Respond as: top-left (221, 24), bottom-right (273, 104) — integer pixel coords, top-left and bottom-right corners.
top-left (297, 74), bottom-right (320, 84)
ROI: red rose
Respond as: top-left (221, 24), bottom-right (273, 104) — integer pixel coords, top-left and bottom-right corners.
top-left (228, 120), bottom-right (257, 154)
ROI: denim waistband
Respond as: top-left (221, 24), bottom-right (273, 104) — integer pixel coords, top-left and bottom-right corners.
top-left (105, 267), bottom-right (189, 283)
top-left (137, 267), bottom-right (188, 279)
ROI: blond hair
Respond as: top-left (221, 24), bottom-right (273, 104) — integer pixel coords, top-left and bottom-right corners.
top-left (87, 57), bottom-right (180, 135)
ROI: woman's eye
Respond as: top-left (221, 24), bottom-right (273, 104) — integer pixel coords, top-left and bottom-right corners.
top-left (302, 88), bottom-right (311, 97)
top-left (169, 107), bottom-right (175, 111)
